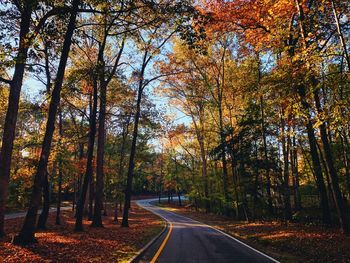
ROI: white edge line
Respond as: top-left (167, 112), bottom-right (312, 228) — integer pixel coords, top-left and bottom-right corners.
top-left (158, 206), bottom-right (280, 263)
top-left (127, 201), bottom-right (170, 263)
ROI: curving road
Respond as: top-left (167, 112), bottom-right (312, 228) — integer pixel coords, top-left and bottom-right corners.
top-left (5, 206), bottom-right (72, 220)
top-left (136, 199), bottom-right (279, 263)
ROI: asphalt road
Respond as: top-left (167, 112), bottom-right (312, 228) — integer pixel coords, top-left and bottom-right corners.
top-left (5, 206), bottom-right (72, 220)
top-left (136, 199), bottom-right (279, 263)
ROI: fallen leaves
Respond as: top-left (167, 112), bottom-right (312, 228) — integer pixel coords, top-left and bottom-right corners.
top-left (0, 202), bottom-right (163, 263)
top-left (161, 203), bottom-right (350, 263)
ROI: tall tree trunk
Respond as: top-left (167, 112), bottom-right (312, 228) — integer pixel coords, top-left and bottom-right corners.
top-left (340, 134), bottom-right (350, 196)
top-left (92, 35), bottom-right (124, 227)
top-left (231, 152), bottom-right (240, 219)
top-left (0, 1), bottom-right (35, 237)
top-left (227, 107), bottom-right (240, 218)
top-left (317, 142), bottom-right (334, 206)
top-left (122, 62), bottom-right (146, 227)
top-left (260, 96), bottom-right (273, 214)
top-left (56, 163), bottom-right (63, 225)
top-left (121, 46), bottom-right (148, 227)
top-left (36, 34), bottom-right (53, 230)
top-left (12, 0), bottom-right (79, 245)
top-left (114, 202), bottom-right (118, 222)
top-left (56, 110), bottom-right (63, 225)
top-left (177, 187), bottom-right (182, 206)
top-left (174, 157), bottom-right (182, 207)
top-left (191, 111), bottom-right (210, 212)
top-left (331, 0), bottom-right (350, 70)
top-left (114, 116), bottom-right (130, 214)
top-left (118, 117), bottom-right (130, 178)
top-left (75, 78), bottom-right (98, 231)
top-left (91, 81), bottom-right (107, 228)
top-left (88, 178), bottom-right (94, 220)
top-left (281, 108), bottom-right (292, 220)
top-left (297, 84), bottom-right (331, 226)
top-left (291, 131), bottom-right (302, 211)
top-left (37, 171), bottom-right (50, 230)
top-left (159, 157), bottom-right (163, 204)
top-left (218, 105), bottom-right (229, 215)
top-left (314, 88), bottom-right (350, 235)
top-left (294, 0), bottom-right (332, 225)
top-left (72, 174), bottom-right (76, 212)
top-left (253, 141), bottom-right (259, 220)
top-left (74, 142), bottom-right (85, 213)
top-left (75, 142), bottom-right (84, 213)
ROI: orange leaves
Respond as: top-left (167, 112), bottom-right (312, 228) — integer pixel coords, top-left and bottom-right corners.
top-left (0, 203), bottom-right (162, 263)
top-left (203, 0), bottom-right (296, 51)
top-left (81, 80), bottom-right (93, 95)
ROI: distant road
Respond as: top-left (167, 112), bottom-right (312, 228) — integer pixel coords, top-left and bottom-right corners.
top-left (5, 206), bottom-right (72, 220)
top-left (136, 199), bottom-right (279, 263)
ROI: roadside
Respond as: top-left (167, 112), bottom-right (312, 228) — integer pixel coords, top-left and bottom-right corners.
top-left (5, 202), bottom-right (72, 220)
top-left (156, 201), bottom-right (350, 263)
top-left (0, 201), bottom-right (163, 263)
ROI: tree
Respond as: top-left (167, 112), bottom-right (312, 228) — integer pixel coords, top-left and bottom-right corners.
top-left (13, 0), bottom-right (80, 245)
top-left (0, 0), bottom-right (70, 237)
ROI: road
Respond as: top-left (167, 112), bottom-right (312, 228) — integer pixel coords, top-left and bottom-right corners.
top-left (5, 206), bottom-right (72, 220)
top-left (136, 199), bottom-right (279, 263)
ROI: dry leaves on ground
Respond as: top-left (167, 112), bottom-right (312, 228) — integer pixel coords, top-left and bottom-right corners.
top-left (162, 203), bottom-right (350, 263)
top-left (0, 202), bottom-right (163, 263)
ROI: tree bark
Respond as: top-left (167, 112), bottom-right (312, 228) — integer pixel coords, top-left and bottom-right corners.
top-left (177, 188), bottom-right (182, 206)
top-left (91, 79), bottom-right (107, 227)
top-left (331, 0), bottom-right (350, 70)
top-left (122, 51), bottom-right (147, 227)
top-left (297, 84), bottom-right (332, 226)
top-left (88, 177), bottom-right (94, 220)
top-left (37, 171), bottom-right (50, 230)
top-left (280, 108), bottom-right (292, 220)
top-left (75, 78), bottom-right (98, 231)
top-left (314, 88), bottom-right (350, 234)
top-left (12, 0), bottom-right (80, 245)
top-left (260, 96), bottom-right (274, 214)
top-left (191, 110), bottom-right (210, 212)
top-left (218, 105), bottom-right (229, 215)
top-left (114, 116), bottom-right (130, 213)
top-left (340, 134), bottom-right (350, 196)
top-left (92, 37), bottom-right (124, 228)
top-left (114, 201), bottom-right (118, 222)
top-left (291, 131), bottom-right (302, 211)
top-left (0, 1), bottom-right (35, 237)
top-left (56, 110), bottom-right (63, 225)
top-left (253, 141), bottom-right (259, 220)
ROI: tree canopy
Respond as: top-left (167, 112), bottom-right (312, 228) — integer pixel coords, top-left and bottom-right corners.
top-left (0, 0), bottom-right (350, 249)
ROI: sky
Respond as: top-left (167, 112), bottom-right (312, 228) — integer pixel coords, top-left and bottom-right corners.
top-left (20, 40), bottom-right (190, 128)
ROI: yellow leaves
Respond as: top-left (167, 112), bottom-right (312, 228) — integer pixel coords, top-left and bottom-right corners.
top-left (0, 87), bottom-right (9, 124)
top-left (13, 166), bottom-right (35, 188)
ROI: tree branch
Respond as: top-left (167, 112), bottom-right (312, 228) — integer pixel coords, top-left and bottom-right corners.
top-left (0, 76), bottom-right (12, 85)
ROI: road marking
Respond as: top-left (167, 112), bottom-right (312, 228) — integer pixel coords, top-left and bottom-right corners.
top-left (150, 221), bottom-right (173, 263)
top-left (160, 208), bottom-right (280, 263)
top-left (137, 199), bottom-right (279, 263)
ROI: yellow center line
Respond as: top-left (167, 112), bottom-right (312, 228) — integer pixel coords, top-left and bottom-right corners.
top-left (150, 222), bottom-right (173, 263)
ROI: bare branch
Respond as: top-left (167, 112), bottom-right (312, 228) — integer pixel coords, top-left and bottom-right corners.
top-left (0, 76), bottom-right (12, 85)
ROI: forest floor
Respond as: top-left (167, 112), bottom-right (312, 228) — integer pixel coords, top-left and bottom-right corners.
top-left (0, 201), bottom-right (163, 263)
top-left (157, 201), bottom-right (350, 263)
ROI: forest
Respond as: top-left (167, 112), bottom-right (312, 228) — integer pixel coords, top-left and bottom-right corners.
top-left (0, 0), bottom-right (350, 261)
